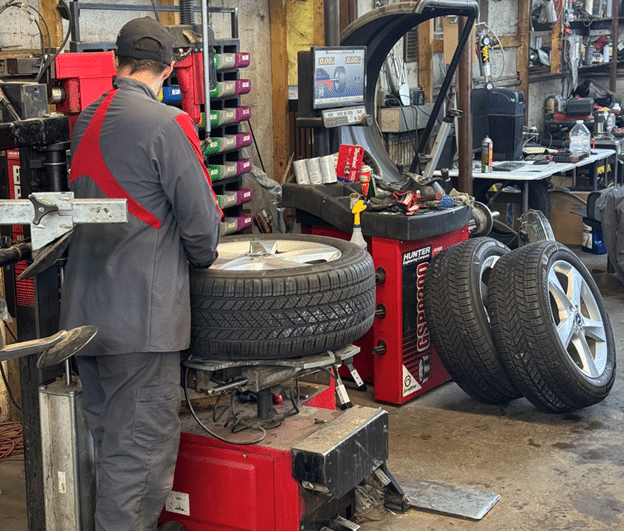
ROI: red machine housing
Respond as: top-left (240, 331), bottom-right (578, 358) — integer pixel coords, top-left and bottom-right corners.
top-left (159, 381), bottom-right (343, 531)
top-left (302, 225), bottom-right (469, 404)
top-left (54, 52), bottom-right (116, 135)
top-left (175, 52), bottom-right (206, 125)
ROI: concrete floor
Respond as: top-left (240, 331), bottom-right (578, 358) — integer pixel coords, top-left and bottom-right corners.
top-left (0, 246), bottom-right (622, 531)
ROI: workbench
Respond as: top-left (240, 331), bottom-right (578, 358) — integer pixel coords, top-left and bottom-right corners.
top-left (442, 148), bottom-right (616, 212)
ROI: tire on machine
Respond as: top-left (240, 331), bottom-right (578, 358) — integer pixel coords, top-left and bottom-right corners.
top-left (488, 240), bottom-right (616, 413)
top-left (188, 234), bottom-right (376, 360)
top-left (423, 237), bottom-right (522, 404)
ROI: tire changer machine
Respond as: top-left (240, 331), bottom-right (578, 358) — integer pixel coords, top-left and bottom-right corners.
top-left (0, 3), bottom-right (415, 531)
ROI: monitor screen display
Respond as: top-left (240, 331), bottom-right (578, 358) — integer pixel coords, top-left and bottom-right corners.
top-left (312, 47), bottom-right (366, 110)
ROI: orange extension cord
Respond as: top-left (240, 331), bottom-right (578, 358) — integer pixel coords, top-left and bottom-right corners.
top-left (0, 421), bottom-right (24, 460)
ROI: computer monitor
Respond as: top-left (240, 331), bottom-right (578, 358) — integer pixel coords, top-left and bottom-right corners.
top-left (310, 46), bottom-right (366, 110)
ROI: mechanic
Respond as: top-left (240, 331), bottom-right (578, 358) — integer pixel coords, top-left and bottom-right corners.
top-left (59, 17), bottom-right (222, 531)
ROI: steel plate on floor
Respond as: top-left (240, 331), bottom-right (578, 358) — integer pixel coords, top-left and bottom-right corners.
top-left (394, 476), bottom-right (500, 520)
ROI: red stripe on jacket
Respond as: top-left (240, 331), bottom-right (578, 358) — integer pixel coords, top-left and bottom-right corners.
top-left (70, 89), bottom-right (162, 229)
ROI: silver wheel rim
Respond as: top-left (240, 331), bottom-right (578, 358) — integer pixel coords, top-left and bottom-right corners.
top-left (211, 239), bottom-right (343, 271)
top-left (480, 254), bottom-right (500, 321)
top-left (548, 259), bottom-right (608, 378)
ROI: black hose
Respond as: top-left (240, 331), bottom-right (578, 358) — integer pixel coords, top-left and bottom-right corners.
top-left (0, 243), bottom-right (31, 267)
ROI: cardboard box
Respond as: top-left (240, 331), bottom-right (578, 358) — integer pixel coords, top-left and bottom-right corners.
top-left (549, 190), bottom-right (590, 246)
top-left (377, 104), bottom-right (434, 133)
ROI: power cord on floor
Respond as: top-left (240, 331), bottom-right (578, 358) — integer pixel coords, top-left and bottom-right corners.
top-left (0, 421), bottom-right (23, 460)
top-left (1, 324), bottom-right (21, 413)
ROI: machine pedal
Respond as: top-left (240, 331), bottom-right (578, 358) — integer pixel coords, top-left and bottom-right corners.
top-left (374, 467), bottom-right (392, 487)
top-left (333, 364), bottom-right (352, 409)
top-left (332, 515), bottom-right (361, 530)
top-left (346, 362), bottom-right (366, 390)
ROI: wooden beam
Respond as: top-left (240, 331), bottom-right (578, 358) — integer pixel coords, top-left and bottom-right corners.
top-left (418, 18), bottom-right (435, 102)
top-left (314, 0), bottom-right (324, 45)
top-left (516, 0), bottom-right (530, 95)
top-left (39, 0), bottom-right (63, 49)
top-left (159, 0), bottom-right (178, 26)
top-left (269, 0), bottom-right (290, 182)
top-left (550, 21), bottom-right (562, 75)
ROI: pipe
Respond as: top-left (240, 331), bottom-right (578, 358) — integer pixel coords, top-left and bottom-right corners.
top-left (457, 16), bottom-right (473, 195)
top-left (44, 142), bottom-right (70, 192)
top-left (610, 1), bottom-right (619, 92)
top-left (324, 0), bottom-right (340, 47)
top-left (201, 0), bottom-right (211, 135)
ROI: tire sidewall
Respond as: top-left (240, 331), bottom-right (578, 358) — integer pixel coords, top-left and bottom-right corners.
top-left (466, 238), bottom-right (510, 345)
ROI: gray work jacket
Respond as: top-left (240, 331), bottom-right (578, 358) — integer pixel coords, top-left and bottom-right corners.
top-left (60, 77), bottom-right (222, 355)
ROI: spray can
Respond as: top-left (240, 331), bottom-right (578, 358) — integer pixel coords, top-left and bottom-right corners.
top-left (358, 165), bottom-right (372, 199)
top-left (481, 136), bottom-right (493, 173)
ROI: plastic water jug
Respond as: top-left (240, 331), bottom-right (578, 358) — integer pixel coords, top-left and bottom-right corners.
top-left (569, 120), bottom-right (591, 157)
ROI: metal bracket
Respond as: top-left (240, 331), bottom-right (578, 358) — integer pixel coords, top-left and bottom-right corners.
top-left (0, 192), bottom-right (127, 250)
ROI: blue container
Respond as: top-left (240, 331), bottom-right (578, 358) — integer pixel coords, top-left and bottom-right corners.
top-left (582, 217), bottom-right (607, 255)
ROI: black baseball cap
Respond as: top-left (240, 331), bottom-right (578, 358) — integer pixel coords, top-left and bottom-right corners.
top-left (115, 17), bottom-right (173, 65)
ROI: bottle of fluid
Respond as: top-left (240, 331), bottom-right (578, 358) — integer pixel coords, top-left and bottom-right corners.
top-left (569, 120), bottom-right (591, 156)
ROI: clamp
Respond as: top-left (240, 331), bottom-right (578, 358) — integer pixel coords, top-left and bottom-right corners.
top-left (0, 192), bottom-right (127, 250)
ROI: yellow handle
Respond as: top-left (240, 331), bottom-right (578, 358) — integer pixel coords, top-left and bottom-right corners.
top-left (351, 199), bottom-right (367, 225)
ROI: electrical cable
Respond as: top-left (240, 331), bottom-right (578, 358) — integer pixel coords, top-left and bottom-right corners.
top-left (35, 0), bottom-right (74, 83)
top-left (245, 119), bottom-right (266, 173)
top-left (1, 325), bottom-right (21, 413)
top-left (0, 422), bottom-right (23, 460)
top-left (0, 1), bottom-right (51, 81)
top-left (183, 367), bottom-right (266, 445)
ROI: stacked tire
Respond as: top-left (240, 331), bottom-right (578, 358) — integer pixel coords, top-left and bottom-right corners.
top-left (423, 238), bottom-right (616, 413)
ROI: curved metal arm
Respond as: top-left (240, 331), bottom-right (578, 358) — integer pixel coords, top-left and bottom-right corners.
top-left (0, 330), bottom-right (66, 363)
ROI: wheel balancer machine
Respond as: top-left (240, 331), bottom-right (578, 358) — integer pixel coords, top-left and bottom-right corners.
top-left (284, 1), bottom-right (480, 405)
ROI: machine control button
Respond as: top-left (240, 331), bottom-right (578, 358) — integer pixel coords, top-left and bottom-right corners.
top-left (321, 105), bottom-right (369, 128)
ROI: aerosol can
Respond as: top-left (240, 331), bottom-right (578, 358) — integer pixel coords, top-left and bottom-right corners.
top-left (481, 136), bottom-right (493, 173)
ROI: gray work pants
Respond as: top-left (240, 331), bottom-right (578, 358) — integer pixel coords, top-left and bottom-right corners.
top-left (77, 352), bottom-right (182, 531)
